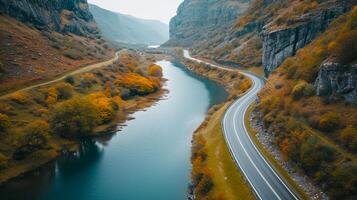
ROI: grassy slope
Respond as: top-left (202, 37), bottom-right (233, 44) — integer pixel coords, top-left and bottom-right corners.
top-left (194, 102), bottom-right (255, 200)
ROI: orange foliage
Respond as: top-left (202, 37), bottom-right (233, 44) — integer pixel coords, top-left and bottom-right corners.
top-left (148, 64), bottom-right (163, 77)
top-left (116, 73), bottom-right (160, 95)
top-left (46, 87), bottom-right (58, 105)
top-left (10, 91), bottom-right (29, 104)
top-left (87, 92), bottom-right (115, 123)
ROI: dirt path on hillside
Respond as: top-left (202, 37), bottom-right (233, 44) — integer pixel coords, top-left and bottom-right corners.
top-left (0, 51), bottom-right (122, 100)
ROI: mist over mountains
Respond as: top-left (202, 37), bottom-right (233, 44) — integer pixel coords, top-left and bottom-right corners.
top-left (90, 4), bottom-right (169, 45)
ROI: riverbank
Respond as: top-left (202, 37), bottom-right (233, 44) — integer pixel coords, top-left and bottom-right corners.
top-left (0, 50), bottom-right (166, 185)
top-left (169, 50), bottom-right (256, 199)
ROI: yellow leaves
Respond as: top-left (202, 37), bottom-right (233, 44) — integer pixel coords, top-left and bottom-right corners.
top-left (46, 87), bottom-right (58, 105)
top-left (87, 92), bottom-right (115, 123)
top-left (148, 64), bottom-right (163, 77)
top-left (10, 91), bottom-right (29, 104)
top-left (116, 72), bottom-right (161, 95)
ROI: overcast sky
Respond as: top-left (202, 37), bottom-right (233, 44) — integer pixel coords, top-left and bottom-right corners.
top-left (88, 0), bottom-right (183, 24)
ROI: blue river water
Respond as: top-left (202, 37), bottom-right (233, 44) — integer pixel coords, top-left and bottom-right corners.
top-left (0, 60), bottom-right (227, 200)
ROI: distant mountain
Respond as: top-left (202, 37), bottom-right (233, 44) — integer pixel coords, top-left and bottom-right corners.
top-left (89, 4), bottom-right (169, 45)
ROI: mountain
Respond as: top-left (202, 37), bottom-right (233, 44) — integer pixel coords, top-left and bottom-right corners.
top-left (164, 0), bottom-right (250, 47)
top-left (0, 0), bottom-right (110, 93)
top-left (89, 4), bottom-right (169, 45)
top-left (169, 0), bottom-right (357, 199)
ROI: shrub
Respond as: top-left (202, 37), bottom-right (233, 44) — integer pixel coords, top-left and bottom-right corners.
top-left (328, 30), bottom-right (357, 65)
top-left (46, 87), bottom-right (58, 105)
top-left (319, 112), bottom-right (341, 132)
top-left (64, 76), bottom-right (75, 85)
top-left (80, 73), bottom-right (96, 89)
top-left (55, 83), bottom-right (73, 99)
top-left (50, 98), bottom-right (99, 137)
top-left (63, 49), bottom-right (82, 60)
top-left (115, 73), bottom-right (160, 96)
top-left (13, 120), bottom-right (50, 160)
top-left (148, 64), bottom-right (163, 77)
top-left (0, 113), bottom-right (10, 132)
top-left (10, 91), bottom-right (29, 104)
top-left (87, 93), bottom-right (115, 123)
top-left (196, 173), bottom-right (214, 196)
top-left (330, 162), bottom-right (357, 199)
top-left (292, 81), bottom-right (315, 100)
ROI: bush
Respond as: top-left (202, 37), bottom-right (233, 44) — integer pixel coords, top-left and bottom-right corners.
top-left (0, 113), bottom-right (10, 132)
top-left (13, 120), bottom-right (50, 160)
top-left (80, 73), bottom-right (96, 89)
top-left (46, 87), bottom-right (58, 105)
top-left (63, 49), bottom-right (83, 60)
top-left (64, 76), bottom-right (75, 85)
top-left (87, 93), bottom-right (115, 123)
top-left (292, 81), bottom-right (315, 100)
top-left (50, 98), bottom-right (99, 137)
top-left (10, 91), bottom-right (29, 104)
top-left (329, 30), bottom-right (357, 64)
top-left (148, 65), bottom-right (163, 77)
top-left (196, 173), bottom-right (214, 196)
top-left (55, 83), bottom-right (73, 99)
top-left (115, 73), bottom-right (160, 96)
top-left (319, 112), bottom-right (341, 132)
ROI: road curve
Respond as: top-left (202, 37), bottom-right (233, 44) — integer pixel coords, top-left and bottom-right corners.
top-left (183, 50), bottom-right (299, 200)
top-left (0, 50), bottom-right (122, 100)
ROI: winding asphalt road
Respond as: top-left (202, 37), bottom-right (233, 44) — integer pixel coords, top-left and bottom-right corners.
top-left (183, 50), bottom-right (299, 200)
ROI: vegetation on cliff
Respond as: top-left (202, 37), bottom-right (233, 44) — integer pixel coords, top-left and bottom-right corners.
top-left (257, 7), bottom-right (357, 199)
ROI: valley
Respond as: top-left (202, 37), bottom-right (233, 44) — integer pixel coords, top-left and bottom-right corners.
top-left (0, 0), bottom-right (356, 200)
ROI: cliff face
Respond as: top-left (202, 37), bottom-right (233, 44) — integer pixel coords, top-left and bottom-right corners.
top-left (262, 1), bottom-right (352, 75)
top-left (165, 0), bottom-right (250, 47)
top-left (315, 61), bottom-right (357, 103)
top-left (0, 0), bottom-right (98, 36)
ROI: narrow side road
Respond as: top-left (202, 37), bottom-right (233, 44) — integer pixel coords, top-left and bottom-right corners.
top-left (0, 50), bottom-right (122, 100)
top-left (183, 50), bottom-right (299, 200)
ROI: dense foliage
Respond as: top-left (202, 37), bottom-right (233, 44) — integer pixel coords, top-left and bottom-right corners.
top-left (258, 7), bottom-right (357, 199)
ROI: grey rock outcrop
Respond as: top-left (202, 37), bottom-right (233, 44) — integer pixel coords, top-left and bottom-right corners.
top-left (0, 0), bottom-right (98, 36)
top-left (262, 1), bottom-right (353, 76)
top-left (165, 0), bottom-right (250, 47)
top-left (315, 61), bottom-right (357, 103)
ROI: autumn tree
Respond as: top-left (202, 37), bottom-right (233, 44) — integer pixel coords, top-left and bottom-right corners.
top-left (50, 98), bottom-right (99, 138)
top-left (148, 65), bottom-right (163, 77)
top-left (55, 82), bottom-right (73, 99)
top-left (87, 92), bottom-right (115, 123)
top-left (13, 120), bottom-right (50, 160)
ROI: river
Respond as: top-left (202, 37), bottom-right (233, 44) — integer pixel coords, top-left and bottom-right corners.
top-left (0, 60), bottom-right (227, 200)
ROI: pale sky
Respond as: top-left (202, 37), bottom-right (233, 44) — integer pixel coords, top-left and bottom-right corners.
top-left (88, 0), bottom-right (183, 24)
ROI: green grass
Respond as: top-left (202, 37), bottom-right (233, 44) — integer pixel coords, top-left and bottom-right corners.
top-left (244, 103), bottom-right (309, 200)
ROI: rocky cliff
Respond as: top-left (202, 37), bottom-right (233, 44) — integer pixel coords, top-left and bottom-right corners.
top-left (262, 0), bottom-right (353, 75)
top-left (315, 61), bottom-right (357, 103)
top-left (165, 0), bottom-right (250, 47)
top-left (0, 0), bottom-right (98, 36)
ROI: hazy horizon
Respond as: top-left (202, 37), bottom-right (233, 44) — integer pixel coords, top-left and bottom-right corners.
top-left (88, 0), bottom-right (183, 24)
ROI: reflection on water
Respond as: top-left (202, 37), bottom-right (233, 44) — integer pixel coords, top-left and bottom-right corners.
top-left (0, 61), bottom-right (227, 200)
top-left (0, 140), bottom-right (104, 200)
